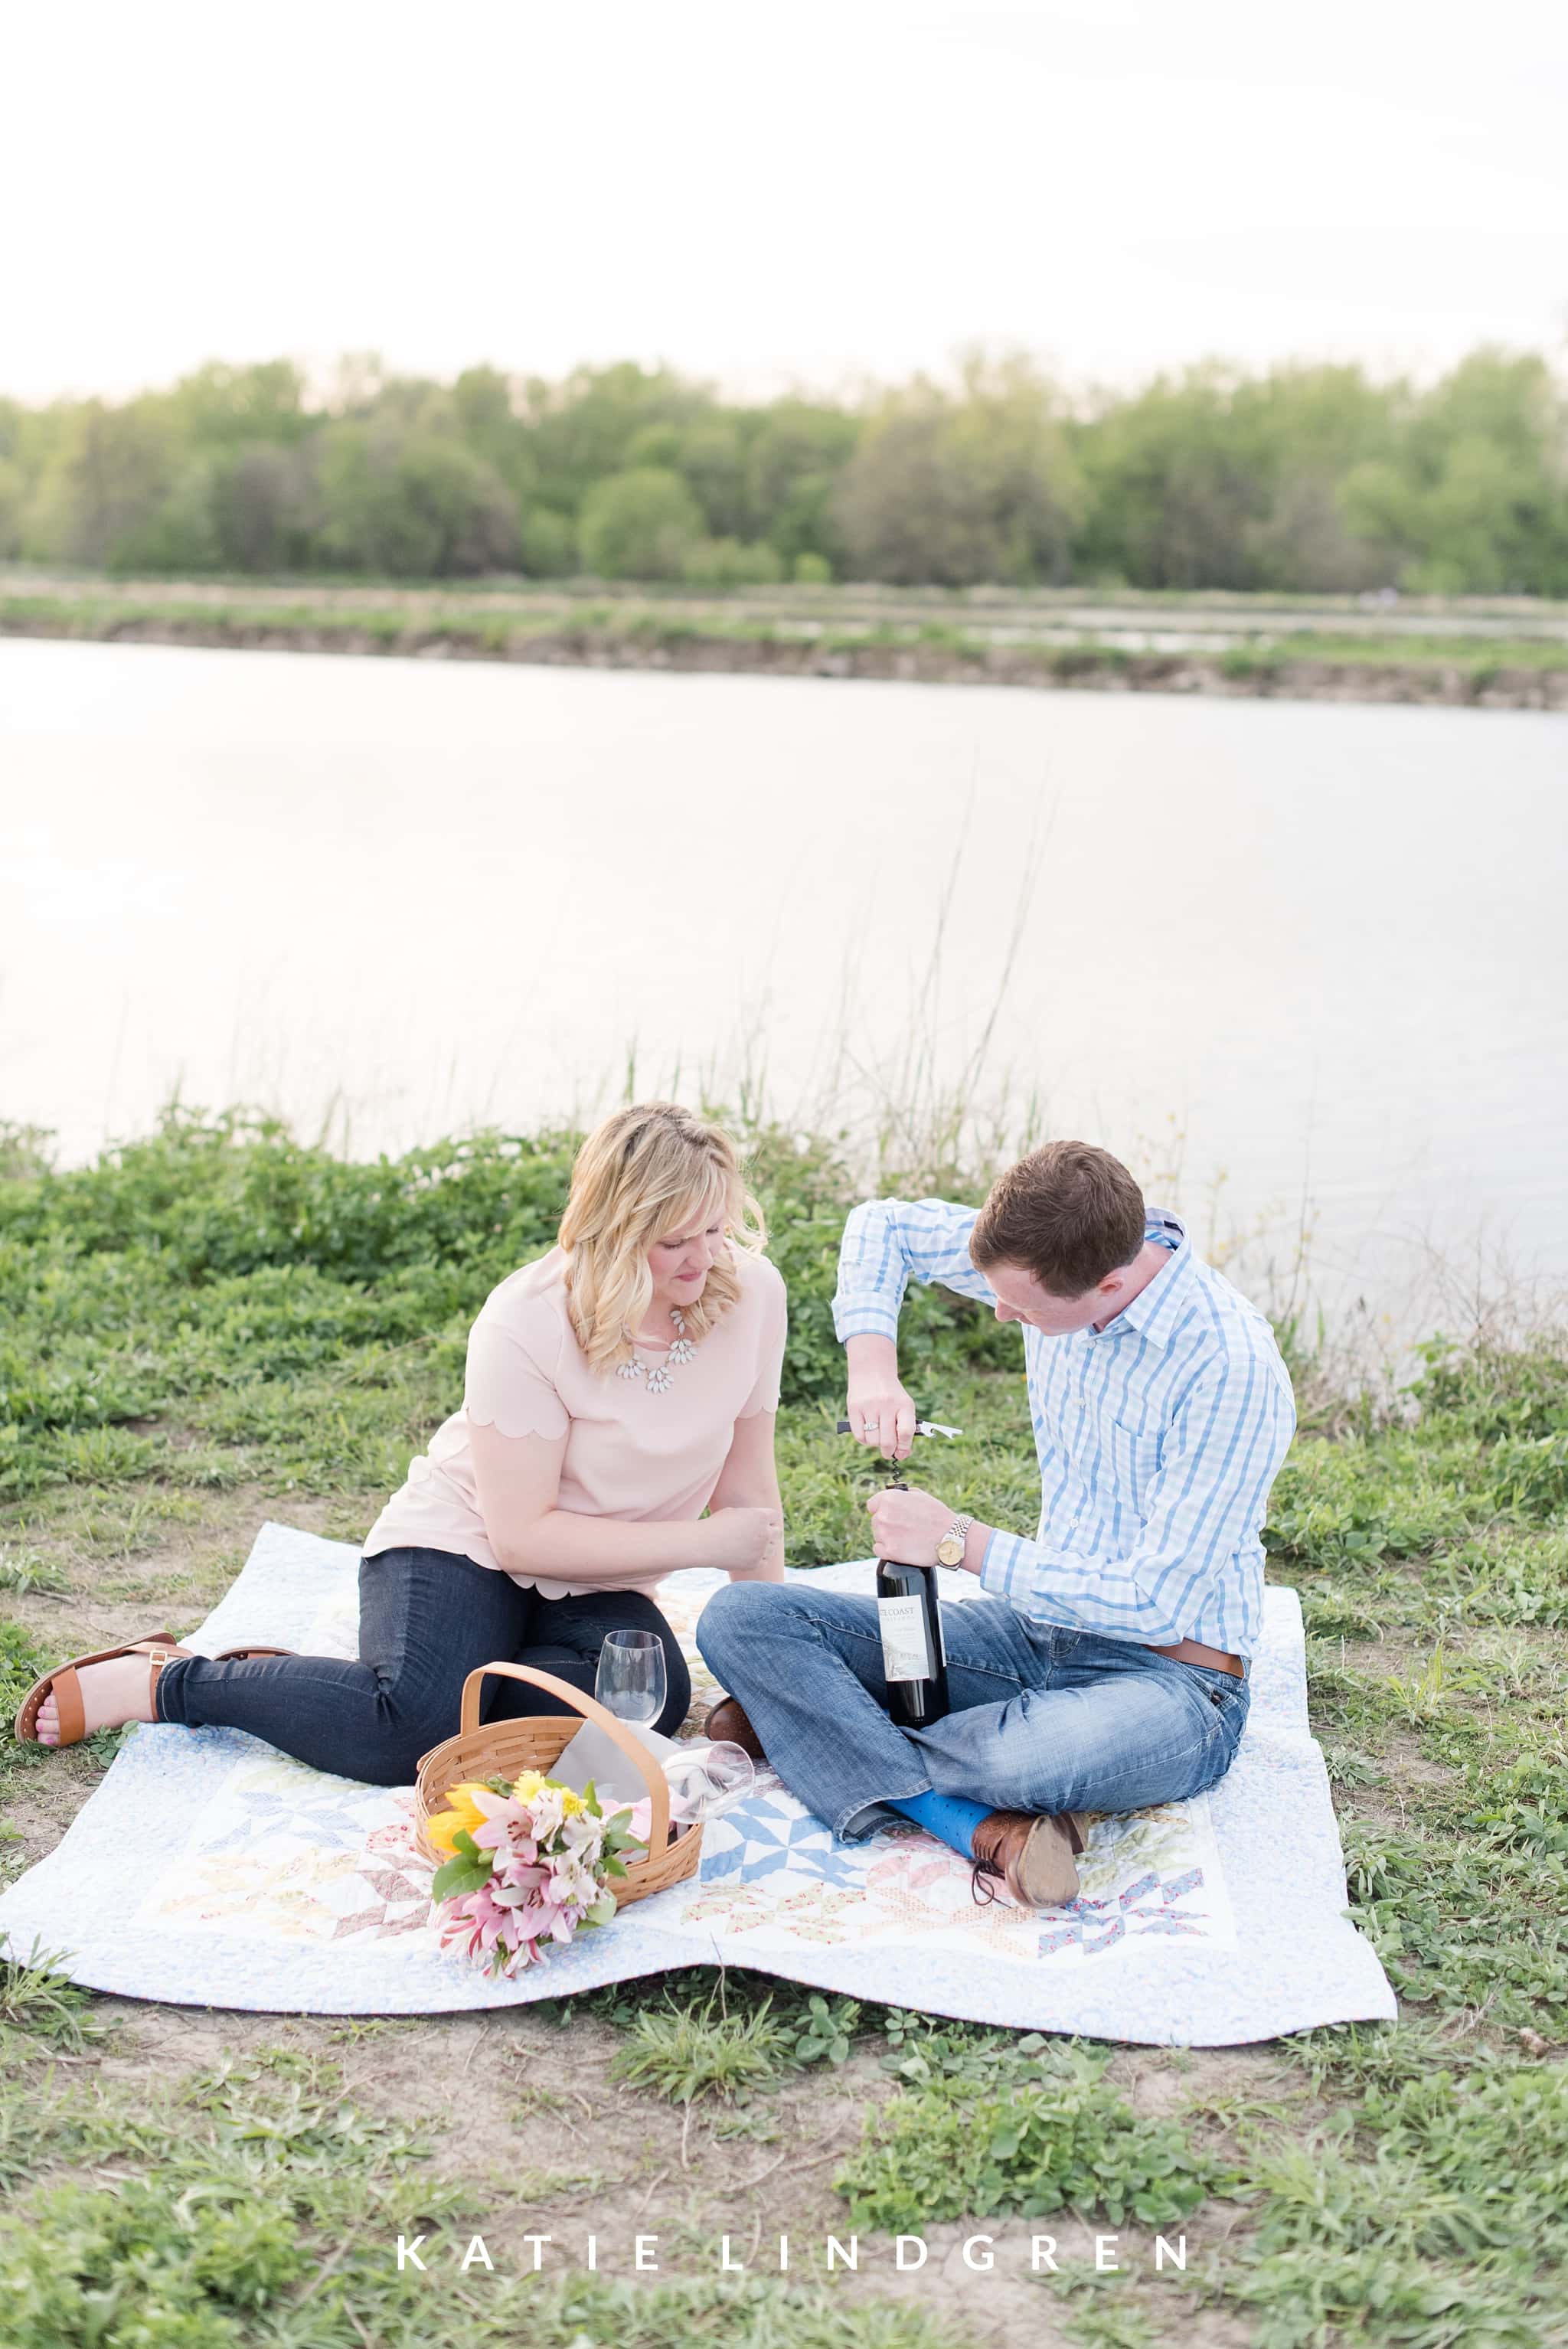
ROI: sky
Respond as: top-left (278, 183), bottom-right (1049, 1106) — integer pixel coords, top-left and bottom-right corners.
top-left (4, 0), bottom-right (1566, 405)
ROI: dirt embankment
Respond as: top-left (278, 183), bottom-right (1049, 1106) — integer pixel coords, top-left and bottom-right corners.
top-left (5, 608), bottom-right (1566, 708)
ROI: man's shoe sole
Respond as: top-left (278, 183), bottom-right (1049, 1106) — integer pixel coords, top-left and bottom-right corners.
top-left (1012, 1813), bottom-right (1088, 1908)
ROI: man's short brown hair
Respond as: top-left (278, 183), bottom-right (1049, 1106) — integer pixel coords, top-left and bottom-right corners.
top-left (970, 1141), bottom-right (1146, 1298)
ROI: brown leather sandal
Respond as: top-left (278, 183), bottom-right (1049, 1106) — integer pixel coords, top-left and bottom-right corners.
top-left (210, 1645), bottom-right (296, 1662)
top-left (13, 1632), bottom-right (191, 1749)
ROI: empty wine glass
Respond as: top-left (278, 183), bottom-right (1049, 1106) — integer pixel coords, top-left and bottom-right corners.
top-left (663, 1740), bottom-right (756, 1825)
top-left (593, 1629), bottom-right (667, 1727)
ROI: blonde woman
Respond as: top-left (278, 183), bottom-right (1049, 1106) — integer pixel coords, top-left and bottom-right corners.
top-left (18, 1104), bottom-right (787, 1782)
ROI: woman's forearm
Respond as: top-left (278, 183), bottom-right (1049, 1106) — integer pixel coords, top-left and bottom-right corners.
top-left (708, 1445), bottom-right (786, 1583)
top-left (492, 1508), bottom-right (710, 1583)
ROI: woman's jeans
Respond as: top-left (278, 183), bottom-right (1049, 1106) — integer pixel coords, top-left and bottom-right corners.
top-left (156, 1546), bottom-right (692, 1785)
top-left (696, 1580), bottom-right (1250, 1840)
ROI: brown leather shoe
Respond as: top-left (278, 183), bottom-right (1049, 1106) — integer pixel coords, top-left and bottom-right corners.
top-left (703, 1696), bottom-right (765, 1763)
top-left (971, 1808), bottom-right (1089, 1910)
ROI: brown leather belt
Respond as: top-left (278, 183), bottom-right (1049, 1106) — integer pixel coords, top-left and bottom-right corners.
top-left (1152, 1636), bottom-right (1244, 1678)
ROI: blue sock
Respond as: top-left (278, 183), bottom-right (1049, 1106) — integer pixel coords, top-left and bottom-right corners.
top-left (888, 1790), bottom-right (993, 1859)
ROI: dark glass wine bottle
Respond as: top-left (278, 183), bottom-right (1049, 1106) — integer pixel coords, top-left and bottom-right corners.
top-left (874, 1477), bottom-right (951, 1728)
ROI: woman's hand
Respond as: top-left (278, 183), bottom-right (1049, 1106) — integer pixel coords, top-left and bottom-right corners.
top-left (704, 1504), bottom-right (785, 1578)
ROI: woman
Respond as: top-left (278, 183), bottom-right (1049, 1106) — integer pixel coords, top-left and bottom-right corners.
top-left (18, 1103), bottom-right (787, 1781)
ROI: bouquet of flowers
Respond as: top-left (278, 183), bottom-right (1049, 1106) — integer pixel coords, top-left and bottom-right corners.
top-left (426, 1769), bottom-right (648, 1978)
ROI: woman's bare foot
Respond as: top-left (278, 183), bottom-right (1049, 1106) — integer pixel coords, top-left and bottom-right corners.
top-left (34, 1655), bottom-right (161, 1746)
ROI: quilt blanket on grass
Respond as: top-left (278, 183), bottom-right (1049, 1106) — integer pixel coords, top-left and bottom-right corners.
top-left (0, 1524), bottom-right (1396, 2045)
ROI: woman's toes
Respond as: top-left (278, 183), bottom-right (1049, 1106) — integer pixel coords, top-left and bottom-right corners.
top-left (37, 1694), bottom-right (59, 1745)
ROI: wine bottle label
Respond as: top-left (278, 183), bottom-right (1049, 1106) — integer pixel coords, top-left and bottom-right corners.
top-left (878, 1593), bottom-right (936, 1684)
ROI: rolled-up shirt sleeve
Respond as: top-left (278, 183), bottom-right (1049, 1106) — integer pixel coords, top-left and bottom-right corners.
top-left (832, 1197), bottom-right (998, 1342)
top-left (979, 1354), bottom-right (1297, 1645)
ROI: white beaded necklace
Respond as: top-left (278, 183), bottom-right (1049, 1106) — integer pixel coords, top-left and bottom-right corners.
top-left (616, 1306), bottom-right (699, 1396)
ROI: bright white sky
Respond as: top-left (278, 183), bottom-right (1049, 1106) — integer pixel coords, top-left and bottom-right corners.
top-left (5, 0), bottom-right (1566, 405)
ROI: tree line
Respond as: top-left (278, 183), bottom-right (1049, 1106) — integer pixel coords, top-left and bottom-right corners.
top-left (2, 346), bottom-right (1565, 596)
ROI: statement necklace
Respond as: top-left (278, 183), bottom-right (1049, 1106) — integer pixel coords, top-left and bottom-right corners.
top-left (617, 1306), bottom-right (699, 1397)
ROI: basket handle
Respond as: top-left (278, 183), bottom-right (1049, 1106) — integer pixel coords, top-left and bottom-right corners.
top-left (455, 1661), bottom-right (671, 1854)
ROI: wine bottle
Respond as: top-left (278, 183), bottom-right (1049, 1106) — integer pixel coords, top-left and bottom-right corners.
top-left (874, 1478), bottom-right (951, 1728)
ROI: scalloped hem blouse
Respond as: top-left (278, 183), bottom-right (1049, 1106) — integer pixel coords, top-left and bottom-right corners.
top-left (362, 1244), bottom-right (787, 1599)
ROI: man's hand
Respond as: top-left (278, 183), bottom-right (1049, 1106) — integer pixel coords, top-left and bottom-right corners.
top-left (867, 1482), bottom-right (956, 1568)
top-left (845, 1333), bottom-right (917, 1461)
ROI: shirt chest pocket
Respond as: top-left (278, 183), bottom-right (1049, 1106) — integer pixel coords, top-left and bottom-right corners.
top-left (1100, 1415), bottom-right (1161, 1514)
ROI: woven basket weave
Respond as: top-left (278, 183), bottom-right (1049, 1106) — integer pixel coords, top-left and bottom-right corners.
top-left (413, 1661), bottom-right (701, 1905)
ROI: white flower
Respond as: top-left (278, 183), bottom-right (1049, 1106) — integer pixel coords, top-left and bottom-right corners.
top-left (563, 1810), bottom-right (606, 1859)
top-left (646, 1365), bottom-right (672, 1394)
top-left (528, 1786), bottom-right (568, 1842)
top-left (549, 1855), bottom-right (599, 1910)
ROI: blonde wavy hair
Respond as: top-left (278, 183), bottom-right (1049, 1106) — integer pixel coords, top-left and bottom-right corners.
top-left (558, 1103), bottom-right (767, 1375)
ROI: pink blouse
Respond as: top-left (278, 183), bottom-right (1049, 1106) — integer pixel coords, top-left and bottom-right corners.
top-left (363, 1243), bottom-right (786, 1599)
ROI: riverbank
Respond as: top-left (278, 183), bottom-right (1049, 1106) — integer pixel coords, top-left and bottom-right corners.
top-left (5, 583), bottom-right (1567, 708)
top-left (2, 1111), bottom-right (1566, 2345)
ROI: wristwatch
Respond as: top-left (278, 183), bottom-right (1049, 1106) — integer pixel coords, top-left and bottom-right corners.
top-left (936, 1514), bottom-right (973, 1567)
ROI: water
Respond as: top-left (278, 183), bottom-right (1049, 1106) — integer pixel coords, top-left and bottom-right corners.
top-left (2, 638), bottom-right (1565, 1331)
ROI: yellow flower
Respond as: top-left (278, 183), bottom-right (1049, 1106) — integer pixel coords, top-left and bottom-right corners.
top-left (510, 1769), bottom-right (583, 1817)
top-left (426, 1782), bottom-right (494, 1859)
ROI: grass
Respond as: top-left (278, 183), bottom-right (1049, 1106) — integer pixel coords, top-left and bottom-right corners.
top-left (0, 1109), bottom-right (1566, 2343)
top-left (609, 1990), bottom-right (793, 2106)
top-left (3, 581), bottom-right (1566, 705)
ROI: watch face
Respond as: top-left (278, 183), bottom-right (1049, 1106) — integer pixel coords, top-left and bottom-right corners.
top-left (936, 1534), bottom-right (964, 1566)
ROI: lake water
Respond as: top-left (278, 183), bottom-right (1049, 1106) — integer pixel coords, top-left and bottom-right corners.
top-left (2, 637), bottom-right (1565, 1337)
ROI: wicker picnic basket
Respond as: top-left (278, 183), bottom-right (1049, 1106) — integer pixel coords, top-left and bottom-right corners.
top-left (413, 1661), bottom-right (701, 1906)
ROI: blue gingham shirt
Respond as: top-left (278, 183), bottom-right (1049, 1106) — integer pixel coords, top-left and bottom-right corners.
top-left (833, 1199), bottom-right (1296, 1657)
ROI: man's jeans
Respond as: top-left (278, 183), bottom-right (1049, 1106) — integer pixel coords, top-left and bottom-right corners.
top-left (696, 1580), bottom-right (1250, 1839)
top-left (157, 1547), bottom-right (692, 1785)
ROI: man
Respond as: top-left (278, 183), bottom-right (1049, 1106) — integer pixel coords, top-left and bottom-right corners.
top-left (697, 1139), bottom-right (1295, 1910)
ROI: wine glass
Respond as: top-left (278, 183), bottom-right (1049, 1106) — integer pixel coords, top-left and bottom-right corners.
top-left (593, 1629), bottom-right (667, 1727)
top-left (663, 1740), bottom-right (756, 1826)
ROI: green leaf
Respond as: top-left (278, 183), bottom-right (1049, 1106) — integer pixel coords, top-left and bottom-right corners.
top-left (430, 1853), bottom-right (494, 1903)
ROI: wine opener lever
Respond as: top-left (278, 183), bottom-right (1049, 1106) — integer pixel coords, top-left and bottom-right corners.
top-left (835, 1418), bottom-right (963, 1442)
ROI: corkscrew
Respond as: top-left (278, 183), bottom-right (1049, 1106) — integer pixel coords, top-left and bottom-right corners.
top-left (835, 1416), bottom-right (962, 1493)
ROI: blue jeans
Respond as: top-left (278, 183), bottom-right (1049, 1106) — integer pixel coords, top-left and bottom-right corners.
top-left (696, 1580), bottom-right (1250, 1840)
top-left (156, 1546), bottom-right (691, 1785)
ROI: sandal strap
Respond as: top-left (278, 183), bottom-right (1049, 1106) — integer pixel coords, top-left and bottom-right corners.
top-left (52, 1665), bottom-right (84, 1748)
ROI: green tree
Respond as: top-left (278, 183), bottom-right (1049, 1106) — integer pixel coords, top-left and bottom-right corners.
top-left (450, 365), bottom-right (535, 505)
top-left (520, 364), bottom-right (712, 517)
top-left (0, 454), bottom-right (24, 557)
top-left (746, 400), bottom-right (860, 573)
top-left (1229, 364), bottom-right (1404, 592)
top-left (836, 357), bottom-right (1081, 586)
top-left (1072, 367), bottom-right (1266, 590)
top-left (518, 506), bottom-right (577, 577)
top-left (1341, 351), bottom-right (1568, 594)
top-left (24, 398), bottom-right (181, 568)
top-left (317, 424), bottom-right (519, 574)
top-left (578, 466), bottom-right (704, 580)
top-left (209, 443), bottom-right (320, 572)
top-left (164, 361), bottom-right (311, 450)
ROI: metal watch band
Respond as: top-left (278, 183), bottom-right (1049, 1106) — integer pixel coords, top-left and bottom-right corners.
top-left (939, 1513), bottom-right (973, 1563)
